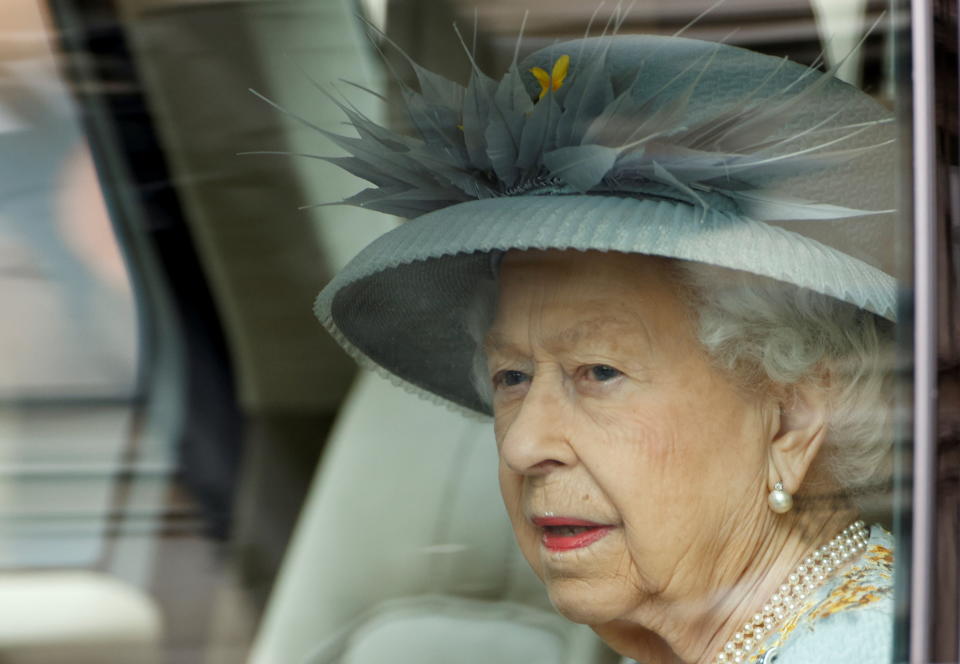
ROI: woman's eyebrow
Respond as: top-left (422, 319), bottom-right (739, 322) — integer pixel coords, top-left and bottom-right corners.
top-left (482, 332), bottom-right (520, 356)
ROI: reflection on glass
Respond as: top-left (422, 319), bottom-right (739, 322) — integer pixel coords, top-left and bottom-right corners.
top-left (0, 0), bottom-right (921, 662)
top-left (0, 0), bottom-right (139, 565)
top-left (0, 0), bottom-right (154, 661)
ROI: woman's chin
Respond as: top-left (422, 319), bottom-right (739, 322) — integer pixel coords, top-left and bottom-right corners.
top-left (546, 579), bottom-right (636, 625)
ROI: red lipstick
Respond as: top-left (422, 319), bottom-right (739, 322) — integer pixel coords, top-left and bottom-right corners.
top-left (532, 516), bottom-right (613, 552)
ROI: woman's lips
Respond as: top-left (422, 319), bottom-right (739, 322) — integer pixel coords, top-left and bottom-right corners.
top-left (532, 516), bottom-right (614, 552)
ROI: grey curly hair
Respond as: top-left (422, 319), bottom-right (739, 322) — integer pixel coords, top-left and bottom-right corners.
top-left (469, 256), bottom-right (895, 506)
top-left (675, 262), bottom-right (895, 505)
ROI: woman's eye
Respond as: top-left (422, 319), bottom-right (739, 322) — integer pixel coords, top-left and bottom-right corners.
top-left (587, 364), bottom-right (622, 382)
top-left (493, 369), bottom-right (530, 389)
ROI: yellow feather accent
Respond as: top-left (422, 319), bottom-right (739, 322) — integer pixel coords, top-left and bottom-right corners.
top-left (530, 55), bottom-right (571, 100)
top-left (551, 55), bottom-right (570, 91)
top-left (529, 66), bottom-right (551, 100)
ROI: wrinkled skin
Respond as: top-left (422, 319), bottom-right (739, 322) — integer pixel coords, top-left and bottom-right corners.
top-left (484, 250), bottom-right (853, 663)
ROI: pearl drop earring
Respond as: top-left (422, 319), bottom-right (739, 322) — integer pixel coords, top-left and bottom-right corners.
top-left (768, 481), bottom-right (793, 514)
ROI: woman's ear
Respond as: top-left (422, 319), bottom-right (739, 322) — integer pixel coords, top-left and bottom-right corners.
top-left (767, 379), bottom-right (830, 495)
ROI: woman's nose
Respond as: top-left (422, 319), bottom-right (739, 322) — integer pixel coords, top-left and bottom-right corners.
top-left (497, 379), bottom-right (577, 475)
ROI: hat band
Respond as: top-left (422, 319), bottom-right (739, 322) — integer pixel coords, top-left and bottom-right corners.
top-left (510, 177), bottom-right (741, 217)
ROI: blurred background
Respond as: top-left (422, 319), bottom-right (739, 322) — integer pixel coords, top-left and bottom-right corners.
top-left (0, 0), bottom-right (955, 662)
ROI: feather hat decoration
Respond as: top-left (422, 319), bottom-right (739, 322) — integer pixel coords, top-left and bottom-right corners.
top-left (284, 30), bottom-right (892, 224)
top-left (260, 28), bottom-right (900, 414)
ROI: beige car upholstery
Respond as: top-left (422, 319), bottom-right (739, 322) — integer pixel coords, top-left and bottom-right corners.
top-left (0, 571), bottom-right (161, 664)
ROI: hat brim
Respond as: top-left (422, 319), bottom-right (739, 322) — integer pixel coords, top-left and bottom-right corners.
top-left (315, 195), bottom-right (896, 415)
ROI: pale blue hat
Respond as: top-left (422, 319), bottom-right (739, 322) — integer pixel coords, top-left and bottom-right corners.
top-left (308, 34), bottom-right (897, 414)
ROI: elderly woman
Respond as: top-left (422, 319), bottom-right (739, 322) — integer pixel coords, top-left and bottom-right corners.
top-left (307, 31), bottom-right (896, 664)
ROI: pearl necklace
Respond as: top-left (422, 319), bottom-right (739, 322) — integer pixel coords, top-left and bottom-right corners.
top-left (712, 520), bottom-right (870, 664)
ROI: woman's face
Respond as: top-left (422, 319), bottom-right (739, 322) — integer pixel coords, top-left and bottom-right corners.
top-left (486, 250), bottom-right (777, 627)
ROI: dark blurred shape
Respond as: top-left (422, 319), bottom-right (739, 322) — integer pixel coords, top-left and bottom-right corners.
top-left (48, 0), bottom-right (243, 537)
top-left (933, 0), bottom-right (959, 660)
